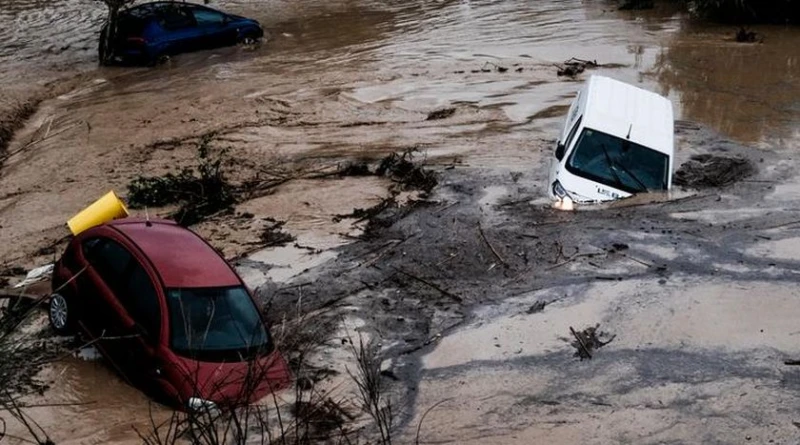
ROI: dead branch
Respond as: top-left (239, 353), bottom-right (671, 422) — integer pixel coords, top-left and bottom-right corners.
top-left (392, 267), bottom-right (463, 303)
top-left (478, 223), bottom-right (509, 268)
top-left (569, 326), bottom-right (592, 360)
top-left (415, 399), bottom-right (452, 445)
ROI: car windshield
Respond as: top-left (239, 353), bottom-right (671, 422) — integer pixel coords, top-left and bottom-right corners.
top-left (566, 128), bottom-right (669, 194)
top-left (167, 286), bottom-right (270, 361)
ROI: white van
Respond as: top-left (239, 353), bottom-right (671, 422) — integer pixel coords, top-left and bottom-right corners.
top-left (548, 75), bottom-right (674, 206)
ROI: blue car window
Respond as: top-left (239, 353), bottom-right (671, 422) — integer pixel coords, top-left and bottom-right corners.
top-left (192, 8), bottom-right (226, 26)
top-left (160, 6), bottom-right (196, 30)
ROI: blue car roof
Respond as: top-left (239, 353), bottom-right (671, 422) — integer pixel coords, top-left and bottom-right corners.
top-left (122, 1), bottom-right (222, 19)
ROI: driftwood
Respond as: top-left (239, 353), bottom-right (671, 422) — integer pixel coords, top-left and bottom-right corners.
top-left (478, 223), bottom-right (509, 268)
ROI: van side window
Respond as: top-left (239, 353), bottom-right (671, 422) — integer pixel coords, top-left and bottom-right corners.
top-left (564, 116), bottom-right (583, 151)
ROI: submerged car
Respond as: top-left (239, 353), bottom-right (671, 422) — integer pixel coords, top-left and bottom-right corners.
top-left (549, 75), bottom-right (674, 206)
top-left (100, 1), bottom-right (264, 65)
top-left (49, 218), bottom-right (290, 408)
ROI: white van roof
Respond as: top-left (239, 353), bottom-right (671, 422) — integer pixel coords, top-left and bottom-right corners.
top-left (582, 76), bottom-right (674, 156)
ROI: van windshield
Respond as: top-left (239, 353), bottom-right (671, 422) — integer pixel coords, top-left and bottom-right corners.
top-left (565, 128), bottom-right (669, 194)
top-left (167, 286), bottom-right (271, 361)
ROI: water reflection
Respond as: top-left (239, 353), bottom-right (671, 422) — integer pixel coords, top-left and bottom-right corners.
top-left (654, 21), bottom-right (800, 147)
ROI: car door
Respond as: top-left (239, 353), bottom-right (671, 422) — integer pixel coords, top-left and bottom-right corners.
top-left (113, 252), bottom-right (165, 383)
top-left (190, 6), bottom-right (238, 49)
top-left (155, 4), bottom-right (200, 55)
top-left (82, 237), bottom-right (160, 380)
top-left (80, 237), bottom-right (139, 372)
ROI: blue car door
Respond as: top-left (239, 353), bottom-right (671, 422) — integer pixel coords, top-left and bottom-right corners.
top-left (190, 6), bottom-right (238, 49)
top-left (155, 4), bottom-right (200, 55)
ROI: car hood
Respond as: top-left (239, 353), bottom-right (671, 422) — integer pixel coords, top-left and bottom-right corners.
top-left (164, 349), bottom-right (291, 406)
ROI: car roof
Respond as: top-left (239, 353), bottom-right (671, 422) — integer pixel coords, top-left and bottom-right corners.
top-left (582, 75), bottom-right (674, 156)
top-left (107, 218), bottom-right (241, 289)
top-left (123, 1), bottom-right (209, 18)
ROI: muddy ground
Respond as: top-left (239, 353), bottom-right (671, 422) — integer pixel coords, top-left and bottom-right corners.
top-left (255, 122), bottom-right (800, 444)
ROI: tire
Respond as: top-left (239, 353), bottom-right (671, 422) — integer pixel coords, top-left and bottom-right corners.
top-left (49, 292), bottom-right (78, 336)
top-left (238, 31), bottom-right (260, 46)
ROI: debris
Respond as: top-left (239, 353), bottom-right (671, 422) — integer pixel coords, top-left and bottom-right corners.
top-left (13, 264), bottom-right (54, 289)
top-left (426, 108), bottom-right (456, 121)
top-left (784, 360), bottom-right (800, 366)
top-left (0, 266), bottom-right (26, 277)
top-left (376, 148), bottom-right (438, 193)
top-left (674, 154), bottom-right (755, 188)
top-left (618, 0), bottom-right (654, 10)
top-left (478, 223), bottom-right (509, 268)
top-left (393, 267), bottom-right (463, 303)
top-left (570, 324), bottom-right (616, 360)
top-left (260, 219), bottom-right (296, 248)
top-left (736, 27), bottom-right (759, 43)
top-left (610, 243), bottom-right (629, 252)
top-left (126, 135), bottom-right (235, 226)
top-left (338, 161), bottom-right (372, 176)
top-left (556, 58), bottom-right (598, 77)
top-left (526, 300), bottom-right (547, 314)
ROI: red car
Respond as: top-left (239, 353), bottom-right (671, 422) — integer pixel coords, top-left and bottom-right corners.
top-left (48, 218), bottom-right (290, 408)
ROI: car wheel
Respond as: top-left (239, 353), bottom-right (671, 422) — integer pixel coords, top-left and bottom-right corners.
top-left (239, 33), bottom-right (259, 46)
top-left (49, 292), bottom-right (77, 335)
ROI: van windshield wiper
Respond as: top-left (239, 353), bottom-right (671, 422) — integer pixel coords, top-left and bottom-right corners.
top-left (600, 143), bottom-right (627, 191)
top-left (600, 143), bottom-right (648, 193)
top-left (615, 160), bottom-right (649, 193)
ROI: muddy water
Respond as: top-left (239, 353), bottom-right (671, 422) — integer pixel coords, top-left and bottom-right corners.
top-left (2, 0), bottom-right (800, 442)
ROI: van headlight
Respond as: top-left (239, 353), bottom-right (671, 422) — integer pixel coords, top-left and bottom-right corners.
top-left (552, 180), bottom-right (569, 199)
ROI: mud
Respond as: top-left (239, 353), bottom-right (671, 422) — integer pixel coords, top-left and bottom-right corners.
top-left (674, 154), bottom-right (756, 188)
top-left (256, 123), bottom-right (800, 443)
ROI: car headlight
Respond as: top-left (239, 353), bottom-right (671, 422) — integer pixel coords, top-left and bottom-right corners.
top-left (552, 180), bottom-right (569, 199)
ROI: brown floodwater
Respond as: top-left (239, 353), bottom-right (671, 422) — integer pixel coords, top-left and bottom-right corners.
top-left (1, 0), bottom-right (799, 442)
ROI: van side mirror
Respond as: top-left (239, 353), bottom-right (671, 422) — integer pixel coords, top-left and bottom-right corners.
top-left (555, 142), bottom-right (566, 161)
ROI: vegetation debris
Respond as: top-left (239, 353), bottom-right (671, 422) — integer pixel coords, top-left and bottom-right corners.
top-left (674, 154), bottom-right (755, 188)
top-left (619, 0), bottom-right (655, 10)
top-left (376, 148), bottom-right (438, 194)
top-left (338, 161), bottom-right (372, 176)
top-left (735, 27), bottom-right (760, 42)
top-left (556, 58), bottom-right (599, 77)
top-left (126, 135), bottom-right (235, 226)
top-left (570, 324), bottom-right (616, 360)
top-left (527, 300), bottom-right (547, 314)
top-left (260, 219), bottom-right (296, 248)
top-left (426, 108), bottom-right (456, 121)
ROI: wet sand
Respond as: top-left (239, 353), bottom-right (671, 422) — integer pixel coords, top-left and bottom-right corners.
top-left (2, 0), bottom-right (800, 443)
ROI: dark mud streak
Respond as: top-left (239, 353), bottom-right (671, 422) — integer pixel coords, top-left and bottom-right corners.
top-left (255, 123), bottom-right (800, 433)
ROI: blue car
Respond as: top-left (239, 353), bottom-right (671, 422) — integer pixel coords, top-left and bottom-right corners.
top-left (100, 1), bottom-right (263, 65)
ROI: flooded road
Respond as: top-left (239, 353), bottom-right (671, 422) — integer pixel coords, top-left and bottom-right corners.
top-left (1, 0), bottom-right (800, 443)
top-left (1, 0), bottom-right (799, 145)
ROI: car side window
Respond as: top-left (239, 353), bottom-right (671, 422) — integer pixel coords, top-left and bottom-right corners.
top-left (192, 8), bottom-right (226, 26)
top-left (82, 237), bottom-right (161, 340)
top-left (564, 116), bottom-right (583, 150)
top-left (84, 238), bottom-right (133, 295)
top-left (159, 6), bottom-right (196, 30)
top-left (123, 261), bottom-right (161, 340)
